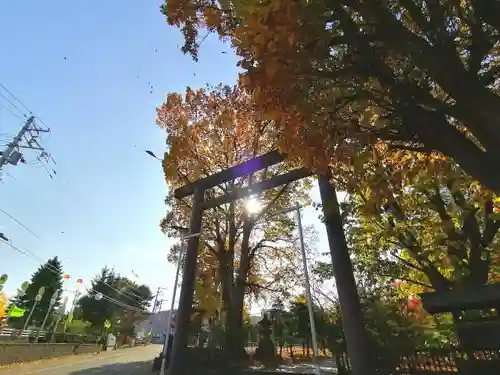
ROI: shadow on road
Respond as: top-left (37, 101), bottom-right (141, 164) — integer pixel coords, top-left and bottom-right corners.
top-left (68, 360), bottom-right (152, 375)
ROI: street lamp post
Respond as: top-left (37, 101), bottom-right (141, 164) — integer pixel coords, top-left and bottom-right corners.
top-left (273, 203), bottom-right (322, 375)
top-left (51, 296), bottom-right (68, 342)
top-left (20, 286), bottom-right (45, 337)
top-left (63, 289), bottom-right (81, 333)
top-left (35, 289), bottom-right (60, 343)
top-left (159, 229), bottom-right (201, 375)
top-left (145, 150), bottom-right (162, 161)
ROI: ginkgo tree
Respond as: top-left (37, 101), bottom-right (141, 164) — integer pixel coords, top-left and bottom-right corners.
top-left (0, 292), bottom-right (7, 324)
top-left (156, 84), bottom-right (312, 355)
top-left (162, 0), bottom-right (500, 195)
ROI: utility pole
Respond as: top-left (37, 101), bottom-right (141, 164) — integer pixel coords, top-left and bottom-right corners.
top-left (160, 229), bottom-right (200, 375)
top-left (0, 115), bottom-right (50, 175)
top-left (152, 287), bottom-right (162, 314)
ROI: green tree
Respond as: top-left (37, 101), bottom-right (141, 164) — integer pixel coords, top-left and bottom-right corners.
top-left (78, 267), bottom-right (152, 335)
top-left (114, 278), bottom-right (153, 337)
top-left (11, 257), bottom-right (63, 328)
top-left (344, 170), bottom-right (500, 294)
top-left (361, 292), bottom-right (428, 350)
top-left (65, 319), bottom-right (91, 334)
top-left (312, 256), bottom-right (451, 351)
top-left (78, 267), bottom-right (116, 329)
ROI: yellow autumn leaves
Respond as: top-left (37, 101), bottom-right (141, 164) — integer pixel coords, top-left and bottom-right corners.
top-left (0, 292), bottom-right (7, 322)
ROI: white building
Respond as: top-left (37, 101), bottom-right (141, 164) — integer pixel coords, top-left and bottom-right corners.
top-left (133, 310), bottom-right (176, 343)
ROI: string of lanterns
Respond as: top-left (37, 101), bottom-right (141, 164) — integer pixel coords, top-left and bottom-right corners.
top-left (63, 274), bottom-right (83, 285)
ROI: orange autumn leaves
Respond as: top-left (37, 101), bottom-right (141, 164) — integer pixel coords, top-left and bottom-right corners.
top-left (162, 0), bottom-right (500, 199)
top-left (162, 1), bottom-right (446, 192)
top-left (170, 2), bottom-right (353, 150)
top-left (156, 85), bottom-right (278, 189)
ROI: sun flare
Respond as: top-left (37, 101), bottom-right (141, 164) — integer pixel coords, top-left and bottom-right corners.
top-left (244, 197), bottom-right (262, 215)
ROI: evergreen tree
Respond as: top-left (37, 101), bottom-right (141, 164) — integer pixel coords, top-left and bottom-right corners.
top-left (78, 267), bottom-right (153, 334)
top-left (11, 257), bottom-right (63, 328)
top-left (78, 267), bottom-right (116, 329)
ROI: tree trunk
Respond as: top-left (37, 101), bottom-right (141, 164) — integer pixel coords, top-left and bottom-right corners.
top-left (219, 258), bottom-right (236, 349)
top-left (225, 275), bottom-right (247, 358)
top-left (226, 214), bottom-right (252, 359)
top-left (219, 203), bottom-right (241, 357)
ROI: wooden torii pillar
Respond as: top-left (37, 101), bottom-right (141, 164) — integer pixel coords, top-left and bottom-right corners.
top-left (167, 151), bottom-right (373, 375)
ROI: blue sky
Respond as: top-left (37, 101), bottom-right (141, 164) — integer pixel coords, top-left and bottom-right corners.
top-left (0, 1), bottom-right (328, 311)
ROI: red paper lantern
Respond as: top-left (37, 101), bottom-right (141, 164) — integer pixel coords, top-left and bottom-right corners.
top-left (76, 279), bottom-right (83, 284)
top-left (407, 294), bottom-right (420, 310)
top-left (63, 274), bottom-right (71, 280)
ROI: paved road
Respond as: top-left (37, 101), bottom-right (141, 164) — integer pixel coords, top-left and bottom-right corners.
top-left (0, 344), bottom-right (161, 375)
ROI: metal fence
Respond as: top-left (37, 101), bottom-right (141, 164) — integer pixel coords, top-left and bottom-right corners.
top-left (0, 327), bottom-right (44, 340)
top-left (336, 347), bottom-right (500, 375)
top-left (0, 327), bottom-right (99, 343)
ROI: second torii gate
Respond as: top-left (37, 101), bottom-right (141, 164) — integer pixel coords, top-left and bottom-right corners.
top-left (167, 150), bottom-right (373, 375)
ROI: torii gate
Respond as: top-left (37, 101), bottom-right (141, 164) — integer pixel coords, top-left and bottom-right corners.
top-left (167, 151), bottom-right (373, 375)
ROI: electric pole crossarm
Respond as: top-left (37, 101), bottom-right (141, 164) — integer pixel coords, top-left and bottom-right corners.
top-left (0, 116), bottom-right (52, 178)
top-left (0, 116), bottom-right (34, 170)
top-left (18, 145), bottom-right (44, 151)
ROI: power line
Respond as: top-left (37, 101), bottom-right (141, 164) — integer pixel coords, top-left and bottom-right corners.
top-left (0, 83), bottom-right (32, 114)
top-left (15, 235), bottom-right (146, 303)
top-left (0, 198), bottom-right (148, 303)
top-left (0, 91), bottom-right (25, 118)
top-left (0, 218), bottom-right (150, 303)
top-left (84, 288), bottom-right (148, 314)
top-left (94, 275), bottom-right (146, 303)
top-left (0, 239), bottom-right (38, 262)
top-left (38, 154), bottom-right (155, 299)
top-left (0, 103), bottom-right (23, 121)
top-left (0, 86), bottom-right (154, 302)
top-left (0, 207), bottom-right (40, 238)
top-left (0, 239), bottom-right (148, 314)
